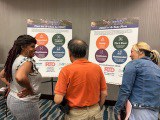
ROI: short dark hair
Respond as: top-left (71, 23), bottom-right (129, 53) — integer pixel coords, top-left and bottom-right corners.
top-left (68, 39), bottom-right (88, 58)
top-left (4, 35), bottom-right (37, 82)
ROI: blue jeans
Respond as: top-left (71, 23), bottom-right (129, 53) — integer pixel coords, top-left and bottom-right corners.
top-left (7, 94), bottom-right (40, 120)
top-left (129, 108), bottom-right (159, 120)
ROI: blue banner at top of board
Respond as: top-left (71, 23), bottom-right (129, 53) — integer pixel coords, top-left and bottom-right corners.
top-left (27, 19), bottom-right (72, 29)
top-left (91, 17), bottom-right (139, 30)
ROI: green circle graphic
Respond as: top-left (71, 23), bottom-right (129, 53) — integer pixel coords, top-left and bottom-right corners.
top-left (52, 34), bottom-right (65, 46)
top-left (113, 35), bottom-right (128, 49)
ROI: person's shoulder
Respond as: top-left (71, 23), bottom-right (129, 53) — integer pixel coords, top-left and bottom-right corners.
top-left (125, 58), bottom-right (152, 69)
top-left (87, 62), bottom-right (103, 72)
top-left (123, 61), bottom-right (137, 72)
top-left (127, 59), bottom-right (142, 65)
top-left (16, 55), bottom-right (33, 62)
top-left (15, 56), bottom-right (37, 70)
top-left (88, 61), bottom-right (101, 67)
top-left (61, 63), bottom-right (73, 71)
top-left (87, 60), bottom-right (97, 65)
top-left (134, 57), bottom-right (152, 66)
top-left (125, 60), bottom-right (135, 66)
top-left (124, 60), bottom-right (138, 70)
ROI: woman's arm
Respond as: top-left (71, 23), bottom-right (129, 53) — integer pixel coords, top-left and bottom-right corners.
top-left (15, 61), bottom-right (34, 97)
top-left (0, 69), bottom-right (10, 86)
top-left (114, 62), bottom-right (136, 119)
top-left (0, 69), bottom-right (10, 97)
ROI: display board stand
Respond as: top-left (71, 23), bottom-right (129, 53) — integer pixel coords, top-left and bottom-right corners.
top-left (41, 77), bottom-right (57, 96)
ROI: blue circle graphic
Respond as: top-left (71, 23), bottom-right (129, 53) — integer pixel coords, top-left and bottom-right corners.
top-left (112, 50), bottom-right (127, 64)
top-left (52, 46), bottom-right (65, 58)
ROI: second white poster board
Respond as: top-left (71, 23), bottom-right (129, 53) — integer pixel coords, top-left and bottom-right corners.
top-left (89, 18), bottom-right (139, 85)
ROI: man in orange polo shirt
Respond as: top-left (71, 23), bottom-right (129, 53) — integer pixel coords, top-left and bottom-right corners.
top-left (54, 39), bottom-right (108, 120)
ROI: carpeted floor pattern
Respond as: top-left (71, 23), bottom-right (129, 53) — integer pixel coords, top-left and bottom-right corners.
top-left (0, 96), bottom-right (115, 120)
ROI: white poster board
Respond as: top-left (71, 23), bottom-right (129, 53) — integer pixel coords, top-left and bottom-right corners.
top-left (89, 18), bottom-right (139, 85)
top-left (27, 19), bottom-right (72, 77)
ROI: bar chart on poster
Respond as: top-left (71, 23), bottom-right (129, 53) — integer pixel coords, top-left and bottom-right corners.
top-left (89, 18), bottom-right (139, 85)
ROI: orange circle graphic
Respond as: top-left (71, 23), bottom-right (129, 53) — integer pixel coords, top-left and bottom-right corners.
top-left (35, 33), bottom-right (48, 46)
top-left (96, 36), bottom-right (109, 49)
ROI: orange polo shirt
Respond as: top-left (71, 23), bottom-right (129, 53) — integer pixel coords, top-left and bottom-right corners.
top-left (54, 59), bottom-right (107, 107)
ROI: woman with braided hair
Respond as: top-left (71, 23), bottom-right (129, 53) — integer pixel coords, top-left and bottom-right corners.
top-left (0, 35), bottom-right (42, 120)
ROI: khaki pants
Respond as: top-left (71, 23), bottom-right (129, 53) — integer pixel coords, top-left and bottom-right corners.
top-left (65, 104), bottom-right (104, 120)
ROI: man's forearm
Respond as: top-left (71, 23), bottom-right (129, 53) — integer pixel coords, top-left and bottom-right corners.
top-left (54, 94), bottom-right (64, 104)
top-left (99, 90), bottom-right (107, 108)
